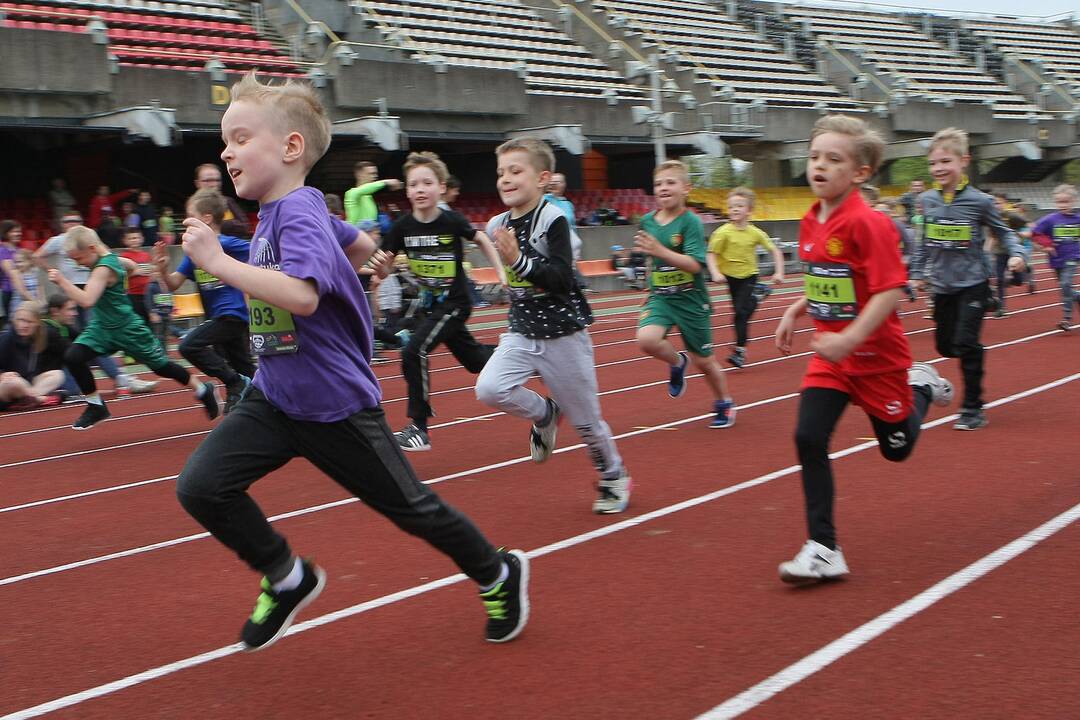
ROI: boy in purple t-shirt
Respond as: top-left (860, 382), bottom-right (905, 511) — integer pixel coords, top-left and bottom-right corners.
top-left (176, 73), bottom-right (528, 652)
top-left (1032, 184), bottom-right (1080, 331)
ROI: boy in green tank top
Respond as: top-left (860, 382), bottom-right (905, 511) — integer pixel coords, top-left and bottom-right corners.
top-left (635, 160), bottom-right (735, 428)
top-left (48, 226), bottom-right (220, 430)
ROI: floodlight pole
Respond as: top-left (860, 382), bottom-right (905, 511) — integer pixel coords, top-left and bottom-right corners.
top-left (649, 55), bottom-right (666, 165)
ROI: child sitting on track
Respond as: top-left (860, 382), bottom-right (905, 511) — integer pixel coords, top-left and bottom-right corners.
top-left (154, 188), bottom-right (256, 414)
top-left (476, 137), bottom-right (632, 514)
top-left (175, 73), bottom-right (528, 652)
top-left (635, 160), bottom-right (735, 428)
top-left (49, 226), bottom-right (218, 429)
top-left (775, 115), bottom-right (954, 584)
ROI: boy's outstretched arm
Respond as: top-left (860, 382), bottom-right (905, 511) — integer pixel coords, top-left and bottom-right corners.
top-left (809, 288), bottom-right (903, 364)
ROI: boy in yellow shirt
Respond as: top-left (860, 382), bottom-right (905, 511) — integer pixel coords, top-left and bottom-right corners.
top-left (706, 187), bottom-right (785, 368)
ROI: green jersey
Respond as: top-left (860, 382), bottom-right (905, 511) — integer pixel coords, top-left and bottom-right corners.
top-left (640, 210), bottom-right (709, 306)
top-left (90, 253), bottom-right (139, 329)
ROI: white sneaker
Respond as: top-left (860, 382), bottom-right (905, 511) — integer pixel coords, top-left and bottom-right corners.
top-left (127, 377), bottom-right (160, 394)
top-left (908, 361), bottom-right (953, 407)
top-left (778, 540), bottom-right (850, 584)
top-left (529, 399), bottom-right (560, 463)
top-left (592, 471), bottom-right (632, 514)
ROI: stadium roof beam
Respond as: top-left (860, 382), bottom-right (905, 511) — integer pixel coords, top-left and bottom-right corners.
top-left (972, 141), bottom-right (1043, 162)
top-left (506, 125), bottom-right (589, 156)
top-left (756, 137), bottom-right (940, 162)
top-left (663, 131), bottom-right (728, 157)
top-left (333, 116), bottom-right (406, 152)
top-left (82, 105), bottom-right (178, 147)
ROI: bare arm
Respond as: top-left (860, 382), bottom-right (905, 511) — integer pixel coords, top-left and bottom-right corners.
top-left (808, 288), bottom-right (904, 364)
top-left (49, 264), bottom-right (113, 308)
top-left (471, 231), bottom-right (508, 285)
top-left (342, 230), bottom-right (377, 272)
top-left (203, 255), bottom-right (319, 317)
top-left (3, 261), bottom-right (31, 301)
top-left (706, 252), bottom-right (721, 282)
top-left (768, 245), bottom-right (786, 282)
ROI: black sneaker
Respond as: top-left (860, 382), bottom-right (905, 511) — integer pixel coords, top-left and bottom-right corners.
top-left (241, 559), bottom-right (327, 652)
top-left (726, 349), bottom-right (746, 369)
top-left (223, 375), bottom-right (251, 415)
top-left (396, 424), bottom-right (431, 452)
top-left (72, 402), bottom-right (110, 430)
top-left (198, 382), bottom-right (220, 420)
top-left (953, 409), bottom-right (989, 431)
top-left (529, 399), bottom-right (560, 463)
top-left (668, 351), bottom-right (689, 398)
top-left (480, 549), bottom-right (530, 643)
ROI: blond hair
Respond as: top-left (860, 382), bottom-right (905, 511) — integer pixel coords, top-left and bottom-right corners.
top-left (653, 160), bottom-right (690, 183)
top-left (63, 225), bottom-right (108, 254)
top-left (1053, 183), bottom-right (1078, 199)
top-left (495, 137), bottom-right (555, 173)
top-left (12, 301), bottom-right (47, 353)
top-left (230, 72), bottom-right (331, 171)
top-left (187, 188), bottom-right (228, 226)
top-left (727, 186), bottom-right (755, 209)
top-left (810, 115), bottom-right (886, 173)
top-left (403, 151), bottom-right (449, 184)
top-left (928, 127), bottom-right (969, 158)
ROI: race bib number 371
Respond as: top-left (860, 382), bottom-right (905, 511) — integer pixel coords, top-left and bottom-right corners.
top-left (248, 298), bottom-right (298, 355)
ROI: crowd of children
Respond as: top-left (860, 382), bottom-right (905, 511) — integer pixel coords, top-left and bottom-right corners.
top-left (2, 69), bottom-right (1077, 656)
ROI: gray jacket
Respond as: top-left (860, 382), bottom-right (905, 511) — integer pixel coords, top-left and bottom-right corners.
top-left (909, 184), bottom-right (1027, 293)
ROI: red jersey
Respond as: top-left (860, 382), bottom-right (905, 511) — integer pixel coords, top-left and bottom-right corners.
top-left (798, 190), bottom-right (911, 376)
top-left (120, 249), bottom-right (152, 297)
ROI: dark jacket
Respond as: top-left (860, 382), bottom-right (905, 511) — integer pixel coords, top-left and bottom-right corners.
top-left (0, 325), bottom-right (67, 380)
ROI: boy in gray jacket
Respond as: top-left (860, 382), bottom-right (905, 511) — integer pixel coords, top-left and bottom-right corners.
top-left (909, 128), bottom-right (1027, 431)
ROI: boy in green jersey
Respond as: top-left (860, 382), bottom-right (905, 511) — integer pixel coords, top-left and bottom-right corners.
top-left (48, 226), bottom-right (219, 430)
top-left (635, 160), bottom-right (735, 428)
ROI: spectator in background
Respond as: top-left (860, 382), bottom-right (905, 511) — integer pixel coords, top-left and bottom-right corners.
top-left (1, 220), bottom-right (30, 328)
top-left (49, 178), bottom-right (76, 231)
top-left (0, 302), bottom-right (67, 410)
top-left (121, 201), bottom-right (140, 231)
top-left (439, 175), bottom-right (462, 211)
top-left (159, 206), bottom-right (176, 243)
top-left (135, 190), bottom-right (159, 245)
top-left (899, 179), bottom-right (925, 220)
top-left (195, 163), bottom-right (251, 238)
top-left (345, 161), bottom-right (401, 226)
top-left (119, 227), bottom-right (154, 327)
top-left (544, 173), bottom-right (576, 225)
top-left (34, 213), bottom-right (90, 326)
top-left (323, 193), bottom-right (344, 219)
top-left (87, 186), bottom-right (135, 229)
top-left (10, 250), bottom-right (43, 313)
top-left (95, 206), bottom-right (124, 249)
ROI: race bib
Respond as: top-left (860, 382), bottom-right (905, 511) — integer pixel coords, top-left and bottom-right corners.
top-left (805, 262), bottom-right (857, 321)
top-left (504, 265), bottom-right (546, 300)
top-left (1052, 225), bottom-right (1080, 243)
top-left (408, 251), bottom-right (457, 290)
top-left (194, 268), bottom-right (224, 291)
top-left (152, 293), bottom-right (172, 308)
top-left (650, 264), bottom-right (694, 295)
top-left (924, 221), bottom-right (971, 250)
top-left (248, 298), bottom-right (298, 355)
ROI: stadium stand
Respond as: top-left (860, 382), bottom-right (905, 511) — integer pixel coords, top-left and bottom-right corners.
top-left (0, 0), bottom-right (302, 75)
top-left (589, 0), bottom-right (855, 109)
top-left (773, 3), bottom-right (1044, 119)
top-left (963, 18), bottom-right (1080, 98)
top-left (352, 0), bottom-right (646, 100)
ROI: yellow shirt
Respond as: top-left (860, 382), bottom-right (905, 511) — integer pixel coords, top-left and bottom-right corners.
top-left (707, 223), bottom-right (775, 279)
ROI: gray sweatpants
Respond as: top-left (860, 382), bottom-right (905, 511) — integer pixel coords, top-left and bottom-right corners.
top-left (475, 330), bottom-right (623, 479)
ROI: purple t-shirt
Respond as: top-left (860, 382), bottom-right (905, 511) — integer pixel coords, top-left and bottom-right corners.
top-left (249, 186), bottom-right (379, 421)
top-left (0, 245), bottom-right (14, 292)
top-left (1033, 211), bottom-right (1080, 268)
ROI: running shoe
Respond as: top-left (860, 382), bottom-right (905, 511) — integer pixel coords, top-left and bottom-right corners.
top-left (726, 348), bottom-right (746, 369)
top-left (529, 398), bottom-right (560, 463)
top-left (395, 329), bottom-right (412, 347)
top-left (396, 424), bottom-right (431, 452)
top-left (240, 559), bottom-right (326, 652)
top-left (592, 470), bottom-right (633, 514)
top-left (779, 540), bottom-right (850, 584)
top-left (1057, 321), bottom-right (1072, 332)
top-left (710, 399), bottom-right (736, 429)
top-left (953, 409), bottom-right (989, 431)
top-left (224, 375), bottom-right (251, 414)
top-left (908, 362), bottom-right (953, 407)
top-left (72, 402), bottom-right (110, 430)
top-left (198, 381), bottom-right (220, 420)
top-left (39, 393), bottom-right (64, 408)
top-left (668, 351), bottom-right (689, 398)
top-left (480, 549), bottom-right (530, 643)
top-left (128, 377), bottom-right (159, 393)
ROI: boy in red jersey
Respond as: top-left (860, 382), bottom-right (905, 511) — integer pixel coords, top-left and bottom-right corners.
top-left (774, 115), bottom-right (954, 584)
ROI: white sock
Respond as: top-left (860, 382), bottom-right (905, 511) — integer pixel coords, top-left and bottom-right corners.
top-left (86, 393), bottom-right (103, 406)
top-left (478, 561), bottom-right (509, 593)
top-left (271, 557), bottom-right (304, 592)
top-left (195, 382), bottom-right (207, 398)
top-left (115, 374), bottom-right (130, 389)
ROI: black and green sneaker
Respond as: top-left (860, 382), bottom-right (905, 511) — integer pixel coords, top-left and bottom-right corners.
top-left (240, 560), bottom-right (326, 652)
top-left (479, 549), bottom-right (530, 643)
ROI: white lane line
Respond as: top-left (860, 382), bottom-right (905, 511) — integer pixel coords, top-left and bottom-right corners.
top-left (695, 500), bottom-right (1080, 719)
top-left (2, 318), bottom-right (1073, 515)
top-left (4, 371), bottom-right (1076, 720)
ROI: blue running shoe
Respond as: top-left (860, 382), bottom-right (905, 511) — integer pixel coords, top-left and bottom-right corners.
top-left (710, 399), bottom-right (736, 429)
top-left (668, 351), bottom-right (689, 398)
